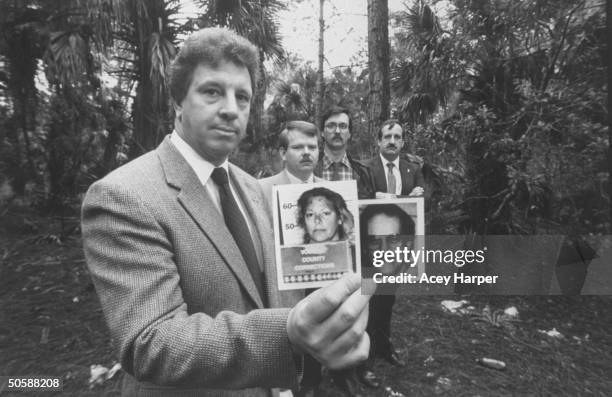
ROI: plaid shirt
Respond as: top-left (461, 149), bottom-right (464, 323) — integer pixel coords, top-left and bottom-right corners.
top-left (319, 151), bottom-right (354, 181)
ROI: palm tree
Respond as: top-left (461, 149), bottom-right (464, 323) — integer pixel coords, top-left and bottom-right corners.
top-left (114, 0), bottom-right (184, 158)
top-left (0, 1), bottom-right (47, 194)
top-left (390, 0), bottom-right (453, 126)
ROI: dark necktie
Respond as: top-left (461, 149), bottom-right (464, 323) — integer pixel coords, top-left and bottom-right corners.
top-left (330, 162), bottom-right (342, 181)
top-left (386, 162), bottom-right (396, 194)
top-left (211, 167), bottom-right (265, 302)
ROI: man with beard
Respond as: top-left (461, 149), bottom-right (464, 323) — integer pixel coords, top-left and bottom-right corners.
top-left (259, 121), bottom-right (323, 209)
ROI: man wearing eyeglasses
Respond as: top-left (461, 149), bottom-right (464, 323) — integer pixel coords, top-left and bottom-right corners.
top-left (310, 106), bottom-right (371, 396)
top-left (315, 106), bottom-right (372, 199)
top-left (357, 204), bottom-right (415, 392)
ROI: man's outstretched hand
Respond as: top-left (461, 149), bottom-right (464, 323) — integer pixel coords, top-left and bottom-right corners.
top-left (286, 273), bottom-right (371, 370)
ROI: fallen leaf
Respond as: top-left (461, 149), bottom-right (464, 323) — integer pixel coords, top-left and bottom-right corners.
top-left (477, 357), bottom-right (506, 370)
top-left (440, 300), bottom-right (469, 314)
top-left (40, 327), bottom-right (49, 344)
top-left (435, 377), bottom-right (452, 394)
top-left (538, 328), bottom-right (563, 338)
top-left (107, 363), bottom-right (122, 379)
top-left (89, 365), bottom-right (108, 388)
top-left (504, 306), bottom-right (519, 317)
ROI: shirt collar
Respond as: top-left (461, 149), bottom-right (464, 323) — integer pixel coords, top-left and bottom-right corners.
top-left (170, 131), bottom-right (229, 186)
top-left (322, 148), bottom-right (350, 169)
top-left (380, 154), bottom-right (400, 169)
top-left (285, 169), bottom-right (314, 184)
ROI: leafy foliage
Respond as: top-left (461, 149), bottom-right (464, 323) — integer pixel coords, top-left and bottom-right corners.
top-left (395, 0), bottom-right (608, 235)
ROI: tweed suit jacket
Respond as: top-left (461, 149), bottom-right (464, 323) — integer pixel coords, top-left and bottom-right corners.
top-left (258, 170), bottom-right (323, 210)
top-left (364, 155), bottom-right (425, 196)
top-left (82, 137), bottom-right (304, 397)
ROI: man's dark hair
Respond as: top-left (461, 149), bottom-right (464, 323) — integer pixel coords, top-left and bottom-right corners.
top-left (168, 27), bottom-right (260, 105)
top-left (360, 204), bottom-right (415, 242)
top-left (378, 119), bottom-right (404, 140)
top-left (278, 121), bottom-right (319, 151)
top-left (320, 105), bottom-right (352, 134)
top-left (297, 187), bottom-right (349, 243)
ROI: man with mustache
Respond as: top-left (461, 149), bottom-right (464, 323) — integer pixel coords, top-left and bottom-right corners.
top-left (365, 119), bottom-right (424, 198)
top-left (259, 121), bottom-right (323, 209)
top-left (310, 108), bottom-right (373, 396)
top-left (314, 106), bottom-right (372, 200)
top-left (81, 28), bottom-right (372, 397)
top-left (354, 119), bottom-right (425, 390)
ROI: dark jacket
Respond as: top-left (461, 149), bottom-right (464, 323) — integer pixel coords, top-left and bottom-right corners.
top-left (363, 155), bottom-right (425, 196)
top-left (314, 154), bottom-right (374, 199)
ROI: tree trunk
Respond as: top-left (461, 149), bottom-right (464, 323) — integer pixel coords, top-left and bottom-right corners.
top-left (315, 0), bottom-right (325, 128)
top-left (249, 52), bottom-right (266, 144)
top-left (367, 0), bottom-right (390, 137)
top-left (128, 0), bottom-right (171, 159)
top-left (608, 0), bottom-right (612, 233)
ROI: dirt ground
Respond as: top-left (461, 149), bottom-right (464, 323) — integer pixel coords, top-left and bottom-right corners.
top-left (1, 207), bottom-right (611, 396)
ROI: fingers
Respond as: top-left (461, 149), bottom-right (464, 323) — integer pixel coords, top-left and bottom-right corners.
top-left (409, 187), bottom-right (424, 196)
top-left (286, 273), bottom-right (372, 369)
top-left (323, 300), bottom-right (368, 358)
top-left (322, 287), bottom-right (371, 339)
top-left (326, 331), bottom-right (370, 370)
top-left (302, 273), bottom-right (362, 324)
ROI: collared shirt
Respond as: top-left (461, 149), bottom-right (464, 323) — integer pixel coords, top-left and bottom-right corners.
top-left (169, 132), bottom-right (259, 262)
top-left (380, 154), bottom-right (402, 195)
top-left (285, 169), bottom-right (315, 184)
top-left (320, 149), bottom-right (354, 181)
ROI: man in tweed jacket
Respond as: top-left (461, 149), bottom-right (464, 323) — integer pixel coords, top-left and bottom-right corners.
top-left (82, 28), bottom-right (371, 397)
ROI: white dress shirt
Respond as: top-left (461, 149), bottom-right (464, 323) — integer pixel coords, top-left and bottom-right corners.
top-left (170, 132), bottom-right (259, 253)
top-left (285, 169), bottom-right (315, 184)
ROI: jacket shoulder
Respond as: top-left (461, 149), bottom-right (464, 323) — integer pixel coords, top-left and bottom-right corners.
top-left (90, 151), bottom-right (162, 191)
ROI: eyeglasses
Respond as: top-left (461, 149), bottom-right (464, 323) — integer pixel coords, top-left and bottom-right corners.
top-left (324, 122), bottom-right (349, 131)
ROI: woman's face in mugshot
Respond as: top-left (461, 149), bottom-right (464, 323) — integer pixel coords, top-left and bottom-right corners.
top-left (304, 196), bottom-right (340, 242)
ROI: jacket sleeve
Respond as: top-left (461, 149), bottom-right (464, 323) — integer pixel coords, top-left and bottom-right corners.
top-left (351, 159), bottom-right (375, 199)
top-left (81, 179), bottom-right (301, 390)
top-left (414, 163), bottom-right (425, 190)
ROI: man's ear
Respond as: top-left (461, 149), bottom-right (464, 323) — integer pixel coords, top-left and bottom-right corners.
top-left (279, 147), bottom-right (287, 162)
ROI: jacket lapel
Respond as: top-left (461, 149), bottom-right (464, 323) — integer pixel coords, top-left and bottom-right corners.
top-left (399, 158), bottom-right (412, 195)
top-left (157, 138), bottom-right (264, 309)
top-left (234, 167), bottom-right (304, 308)
top-left (231, 166), bottom-right (303, 308)
top-left (373, 156), bottom-right (387, 193)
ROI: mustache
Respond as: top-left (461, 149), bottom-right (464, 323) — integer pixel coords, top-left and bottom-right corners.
top-left (386, 144), bottom-right (398, 149)
top-left (300, 156), bottom-right (313, 163)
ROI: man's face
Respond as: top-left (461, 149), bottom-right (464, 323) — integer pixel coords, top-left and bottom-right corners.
top-left (378, 124), bottom-right (404, 160)
top-left (281, 130), bottom-right (319, 177)
top-left (323, 113), bottom-right (351, 151)
top-left (366, 213), bottom-right (413, 272)
top-left (174, 60), bottom-right (252, 165)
